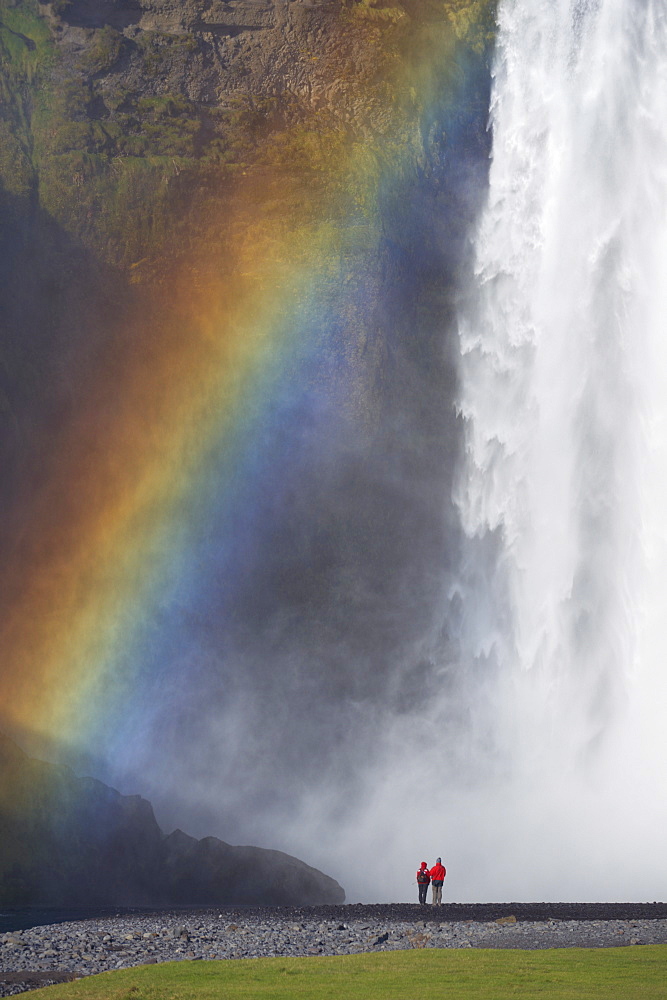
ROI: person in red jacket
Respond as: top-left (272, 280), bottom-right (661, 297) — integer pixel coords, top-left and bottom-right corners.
top-left (416, 862), bottom-right (430, 905)
top-left (429, 857), bottom-right (446, 904)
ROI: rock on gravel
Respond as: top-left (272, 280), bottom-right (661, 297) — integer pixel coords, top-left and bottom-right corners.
top-left (1, 904), bottom-right (667, 997)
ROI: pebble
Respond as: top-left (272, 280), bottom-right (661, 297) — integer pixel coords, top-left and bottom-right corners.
top-left (1, 912), bottom-right (666, 997)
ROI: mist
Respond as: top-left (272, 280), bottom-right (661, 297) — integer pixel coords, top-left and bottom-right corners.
top-left (38, 31), bottom-right (494, 900)
top-left (131, 0), bottom-right (667, 903)
top-left (4, 0), bottom-right (667, 906)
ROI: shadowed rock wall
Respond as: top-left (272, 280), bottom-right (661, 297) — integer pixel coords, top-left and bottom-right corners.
top-left (0, 0), bottom-right (495, 889)
top-left (0, 734), bottom-right (344, 905)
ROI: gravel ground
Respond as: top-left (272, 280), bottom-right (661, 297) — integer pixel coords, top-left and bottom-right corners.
top-left (1, 904), bottom-right (666, 997)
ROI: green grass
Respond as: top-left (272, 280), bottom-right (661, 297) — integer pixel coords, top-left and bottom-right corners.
top-left (24, 946), bottom-right (667, 999)
top-left (0, 0), bottom-right (54, 80)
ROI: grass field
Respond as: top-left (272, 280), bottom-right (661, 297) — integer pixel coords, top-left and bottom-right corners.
top-left (24, 945), bottom-right (667, 999)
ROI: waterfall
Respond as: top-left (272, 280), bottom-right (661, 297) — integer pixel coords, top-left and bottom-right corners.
top-left (224, 0), bottom-right (667, 902)
top-left (452, 0), bottom-right (667, 894)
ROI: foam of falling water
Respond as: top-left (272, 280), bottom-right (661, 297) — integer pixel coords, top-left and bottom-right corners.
top-left (278, 0), bottom-right (667, 903)
top-left (202, 0), bottom-right (667, 903)
top-left (451, 0), bottom-right (667, 894)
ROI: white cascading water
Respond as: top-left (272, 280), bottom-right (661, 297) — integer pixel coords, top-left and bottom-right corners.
top-left (453, 0), bottom-right (667, 897)
top-left (275, 0), bottom-right (667, 902)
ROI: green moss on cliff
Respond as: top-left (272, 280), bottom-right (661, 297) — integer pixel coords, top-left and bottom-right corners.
top-left (0, 0), bottom-right (54, 201)
top-left (0, 119), bottom-right (32, 197)
top-left (135, 29), bottom-right (199, 77)
top-left (79, 24), bottom-right (123, 75)
top-left (345, 0), bottom-right (407, 24)
top-left (445, 0), bottom-right (496, 53)
top-left (0, 0), bottom-right (52, 78)
top-left (0, 0), bottom-right (496, 271)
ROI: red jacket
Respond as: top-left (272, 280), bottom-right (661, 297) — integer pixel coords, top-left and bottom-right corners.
top-left (416, 864), bottom-right (430, 884)
top-left (429, 863), bottom-right (446, 883)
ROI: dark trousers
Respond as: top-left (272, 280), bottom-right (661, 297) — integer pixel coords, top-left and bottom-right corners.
top-left (418, 882), bottom-right (428, 904)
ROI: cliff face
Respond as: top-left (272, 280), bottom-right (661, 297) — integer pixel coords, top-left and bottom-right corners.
top-left (0, 0), bottom-right (494, 264)
top-left (0, 0), bottom-right (495, 889)
top-left (53, 0), bottom-right (381, 109)
top-left (0, 0), bottom-right (494, 461)
top-left (162, 829), bottom-right (345, 907)
top-left (0, 734), bottom-right (345, 905)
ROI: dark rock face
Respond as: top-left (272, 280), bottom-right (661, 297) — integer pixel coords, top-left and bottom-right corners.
top-left (0, 734), bottom-right (344, 906)
top-left (0, 0), bottom-right (494, 881)
top-left (163, 830), bottom-right (345, 906)
top-left (51, 0), bottom-right (375, 110)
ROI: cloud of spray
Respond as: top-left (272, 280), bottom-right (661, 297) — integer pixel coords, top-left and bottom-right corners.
top-left (122, 0), bottom-right (667, 905)
top-left (6, 0), bottom-right (667, 906)
top-left (312, 0), bottom-right (667, 903)
top-left (57, 70), bottom-right (493, 898)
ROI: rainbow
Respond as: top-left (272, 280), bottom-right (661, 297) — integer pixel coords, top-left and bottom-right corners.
top-left (0, 6), bottom-right (490, 771)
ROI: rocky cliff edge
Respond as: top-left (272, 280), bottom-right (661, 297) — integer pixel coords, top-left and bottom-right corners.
top-left (0, 733), bottom-right (345, 906)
